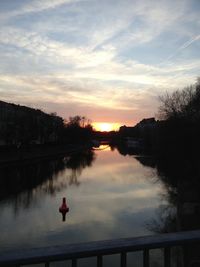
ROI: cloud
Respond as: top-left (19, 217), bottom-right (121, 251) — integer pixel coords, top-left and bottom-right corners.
top-left (0, 25), bottom-right (118, 71)
top-left (0, 0), bottom-right (199, 125)
top-left (0, 0), bottom-right (78, 21)
top-left (0, 72), bottom-right (159, 125)
top-left (99, 0), bottom-right (188, 51)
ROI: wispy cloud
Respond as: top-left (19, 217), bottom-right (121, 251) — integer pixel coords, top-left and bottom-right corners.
top-left (0, 0), bottom-right (78, 21)
top-left (0, 0), bottom-right (199, 125)
top-left (0, 26), bottom-right (117, 70)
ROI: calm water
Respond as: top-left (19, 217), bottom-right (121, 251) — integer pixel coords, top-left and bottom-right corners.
top-left (0, 145), bottom-right (166, 254)
top-left (1, 145), bottom-right (200, 266)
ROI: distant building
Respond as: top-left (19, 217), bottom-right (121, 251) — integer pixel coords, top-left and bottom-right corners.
top-left (119, 125), bottom-right (136, 136)
top-left (135, 117), bottom-right (156, 128)
top-left (0, 100), bottom-right (63, 146)
top-left (119, 118), bottom-right (157, 136)
top-left (119, 118), bottom-right (158, 150)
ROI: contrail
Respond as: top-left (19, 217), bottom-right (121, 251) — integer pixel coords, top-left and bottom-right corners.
top-left (160, 34), bottom-right (200, 65)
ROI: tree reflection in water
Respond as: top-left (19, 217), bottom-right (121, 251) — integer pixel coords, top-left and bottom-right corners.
top-left (0, 148), bottom-right (96, 213)
top-left (116, 144), bottom-right (200, 266)
top-left (151, 156), bottom-right (200, 266)
top-left (115, 144), bottom-right (200, 233)
top-left (64, 149), bottom-right (95, 186)
top-left (147, 156), bottom-right (200, 234)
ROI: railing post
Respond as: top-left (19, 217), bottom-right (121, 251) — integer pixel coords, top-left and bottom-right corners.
top-left (72, 258), bottom-right (77, 267)
top-left (164, 247), bottom-right (171, 267)
top-left (97, 255), bottom-right (103, 267)
top-left (121, 252), bottom-right (127, 267)
top-left (143, 249), bottom-right (149, 267)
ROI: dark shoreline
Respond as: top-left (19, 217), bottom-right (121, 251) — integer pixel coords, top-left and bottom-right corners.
top-left (0, 144), bottom-right (89, 167)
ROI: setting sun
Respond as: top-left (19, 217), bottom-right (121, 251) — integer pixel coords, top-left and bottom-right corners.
top-left (92, 122), bottom-right (120, 132)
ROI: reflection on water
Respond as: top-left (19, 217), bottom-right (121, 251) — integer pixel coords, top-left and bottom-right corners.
top-left (59, 197), bottom-right (70, 222)
top-left (0, 146), bottom-right (163, 253)
top-left (137, 154), bottom-right (200, 266)
top-left (0, 149), bottom-right (95, 212)
top-left (0, 145), bottom-right (200, 266)
top-left (117, 144), bottom-right (200, 266)
top-left (145, 156), bottom-right (200, 234)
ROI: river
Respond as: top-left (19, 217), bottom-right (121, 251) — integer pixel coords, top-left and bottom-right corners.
top-left (0, 144), bottom-right (199, 266)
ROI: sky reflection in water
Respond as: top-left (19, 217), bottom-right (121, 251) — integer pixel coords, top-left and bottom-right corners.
top-left (0, 147), bottom-right (165, 252)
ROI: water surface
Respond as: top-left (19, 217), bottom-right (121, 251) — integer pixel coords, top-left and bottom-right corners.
top-left (0, 146), bottom-right (165, 253)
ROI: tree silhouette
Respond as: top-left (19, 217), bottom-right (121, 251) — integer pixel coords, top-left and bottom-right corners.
top-left (158, 78), bottom-right (200, 121)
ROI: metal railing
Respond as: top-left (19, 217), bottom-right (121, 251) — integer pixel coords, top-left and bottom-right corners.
top-left (1, 230), bottom-right (200, 267)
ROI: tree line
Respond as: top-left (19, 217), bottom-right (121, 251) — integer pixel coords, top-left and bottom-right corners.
top-left (117, 77), bottom-right (200, 156)
top-left (157, 77), bottom-right (200, 155)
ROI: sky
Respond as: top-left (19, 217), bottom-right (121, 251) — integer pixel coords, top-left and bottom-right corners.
top-left (0, 0), bottom-right (199, 127)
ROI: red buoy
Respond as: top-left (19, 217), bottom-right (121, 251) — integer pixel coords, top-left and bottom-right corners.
top-left (59, 197), bottom-right (69, 221)
top-left (59, 197), bottom-right (69, 213)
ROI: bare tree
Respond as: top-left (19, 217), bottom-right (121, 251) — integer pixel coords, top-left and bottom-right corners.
top-left (66, 115), bottom-right (92, 128)
top-left (158, 79), bottom-right (199, 120)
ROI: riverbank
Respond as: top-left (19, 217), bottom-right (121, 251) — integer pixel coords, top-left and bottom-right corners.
top-left (0, 144), bottom-right (89, 167)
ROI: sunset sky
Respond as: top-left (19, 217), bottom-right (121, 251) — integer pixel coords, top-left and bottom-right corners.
top-left (0, 0), bottom-right (199, 129)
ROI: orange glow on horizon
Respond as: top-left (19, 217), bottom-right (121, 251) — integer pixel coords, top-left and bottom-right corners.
top-left (93, 145), bottom-right (111, 151)
top-left (92, 122), bottom-right (121, 132)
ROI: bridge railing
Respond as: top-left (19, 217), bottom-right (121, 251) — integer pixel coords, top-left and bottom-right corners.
top-left (1, 230), bottom-right (200, 267)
